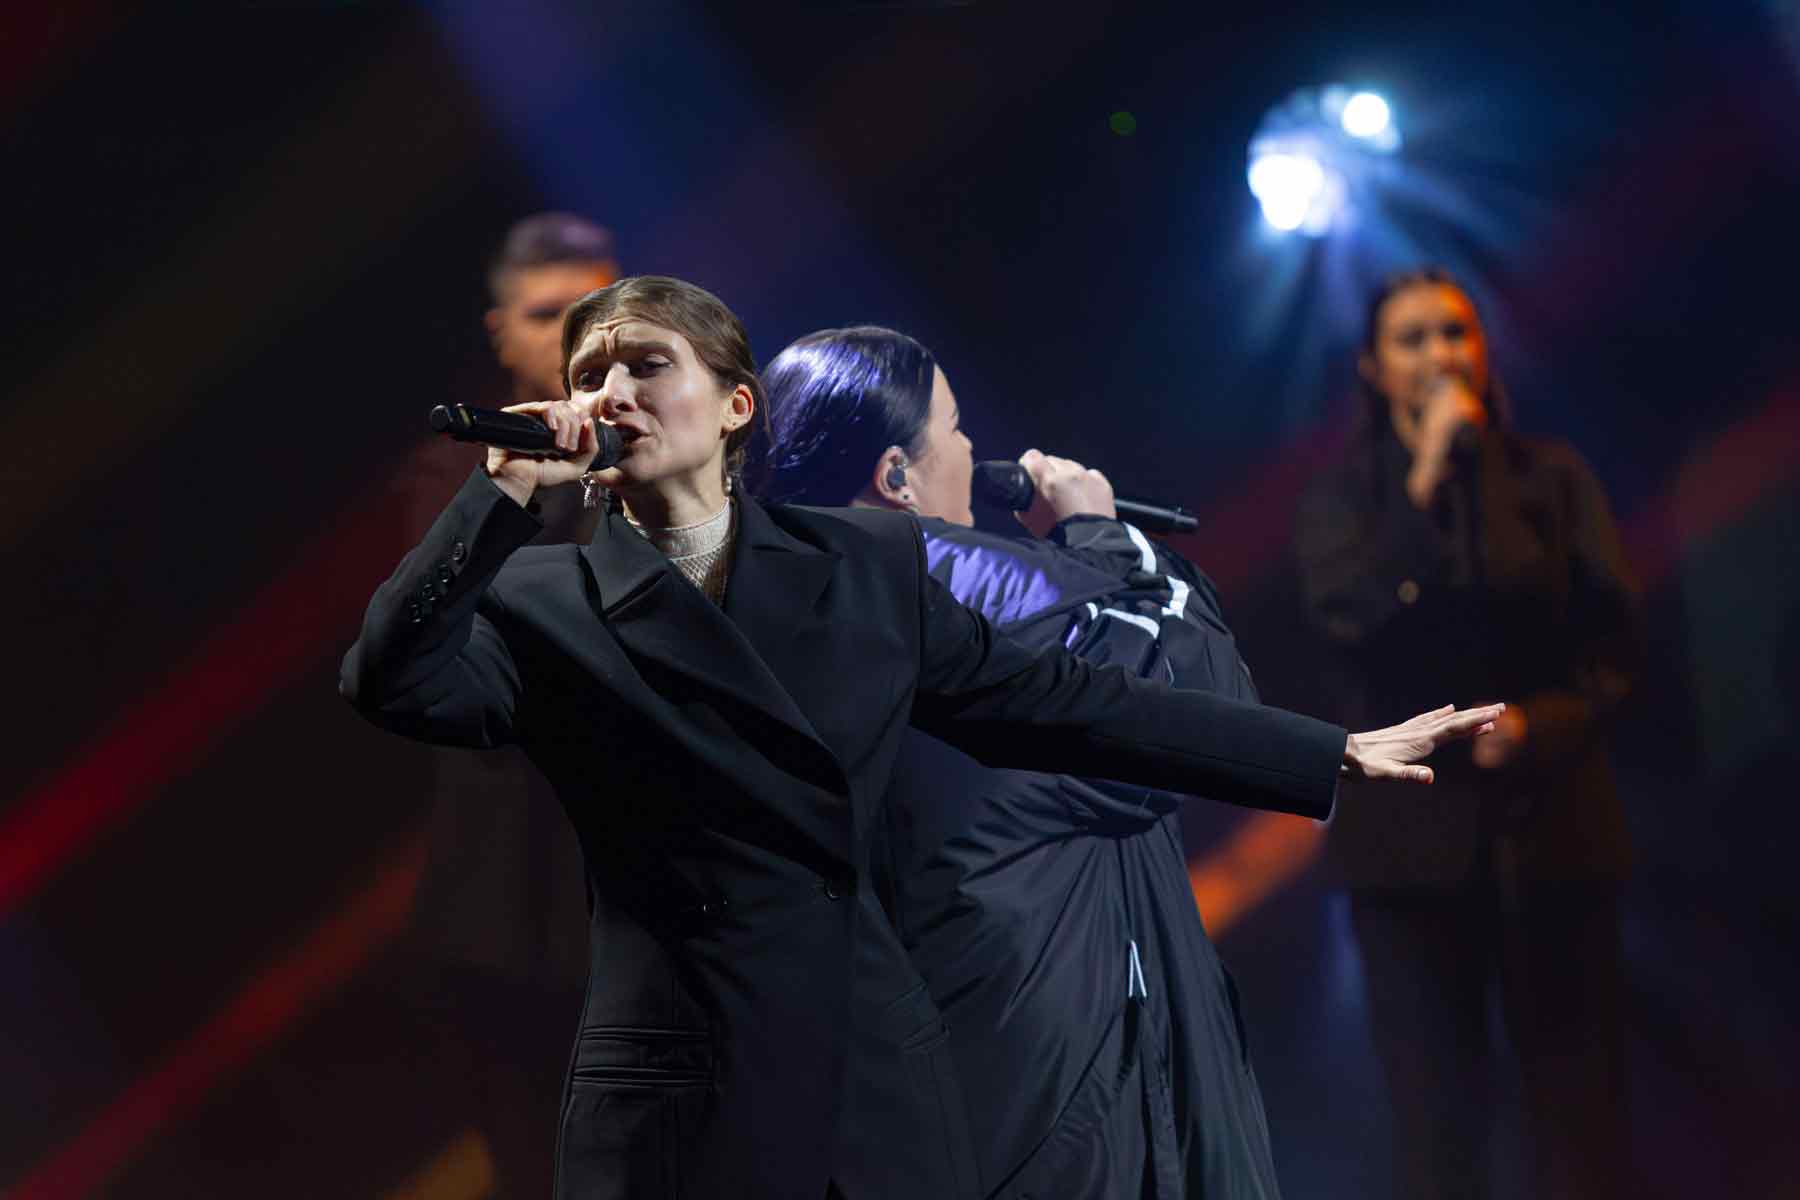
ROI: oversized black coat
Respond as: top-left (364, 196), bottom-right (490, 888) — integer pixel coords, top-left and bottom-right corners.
top-left (860, 516), bottom-right (1287, 1200)
top-left (341, 470), bottom-right (1346, 1199)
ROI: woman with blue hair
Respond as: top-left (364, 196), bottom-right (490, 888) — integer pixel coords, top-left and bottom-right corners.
top-left (762, 326), bottom-right (1295, 1199)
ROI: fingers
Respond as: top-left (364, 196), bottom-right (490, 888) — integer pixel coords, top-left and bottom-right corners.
top-left (1407, 702), bottom-right (1502, 733)
top-left (1395, 704), bottom-right (1455, 730)
top-left (1446, 704), bottom-right (1505, 730)
top-left (1018, 449), bottom-right (1115, 520)
top-left (500, 399), bottom-right (595, 457)
top-left (1365, 759), bottom-right (1434, 784)
top-left (1425, 709), bottom-right (1503, 746)
top-left (573, 417), bottom-right (599, 461)
top-left (1020, 448), bottom-right (1100, 484)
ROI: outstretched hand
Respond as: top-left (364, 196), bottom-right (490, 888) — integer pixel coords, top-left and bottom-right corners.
top-left (1342, 703), bottom-right (1505, 784)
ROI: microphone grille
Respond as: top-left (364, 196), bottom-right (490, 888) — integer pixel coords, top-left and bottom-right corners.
top-left (971, 460), bottom-right (1035, 511)
top-left (589, 420), bottom-right (625, 472)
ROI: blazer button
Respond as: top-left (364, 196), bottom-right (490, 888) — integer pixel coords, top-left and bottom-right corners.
top-left (1397, 578), bottom-right (1420, 606)
top-left (406, 601), bottom-right (424, 624)
top-left (450, 539), bottom-right (468, 565)
top-left (437, 562), bottom-right (454, 585)
top-left (821, 875), bottom-right (854, 901)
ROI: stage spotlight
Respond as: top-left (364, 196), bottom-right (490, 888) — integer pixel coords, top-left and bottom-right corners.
top-left (1247, 83), bottom-right (1400, 236)
top-left (1340, 91), bottom-right (1390, 139)
top-left (1248, 152), bottom-right (1326, 232)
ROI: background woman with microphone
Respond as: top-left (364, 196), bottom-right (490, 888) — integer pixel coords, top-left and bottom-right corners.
top-left (762, 325), bottom-right (1317, 1199)
top-left (1293, 268), bottom-right (1640, 1198)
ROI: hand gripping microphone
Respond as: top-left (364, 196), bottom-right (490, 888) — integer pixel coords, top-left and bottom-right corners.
top-left (430, 404), bottom-right (625, 472)
top-left (971, 460), bottom-right (1199, 535)
top-left (1423, 374), bottom-right (1485, 467)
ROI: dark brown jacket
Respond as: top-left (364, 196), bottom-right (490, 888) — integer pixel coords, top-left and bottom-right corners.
top-left (1295, 425), bottom-right (1639, 888)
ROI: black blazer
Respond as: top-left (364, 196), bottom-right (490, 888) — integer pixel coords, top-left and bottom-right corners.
top-left (342, 470), bottom-right (1346, 1199)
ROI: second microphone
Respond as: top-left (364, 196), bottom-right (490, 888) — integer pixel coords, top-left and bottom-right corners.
top-left (972, 460), bottom-right (1198, 535)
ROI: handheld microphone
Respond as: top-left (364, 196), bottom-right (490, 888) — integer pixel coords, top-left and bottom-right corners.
top-left (971, 460), bottom-right (1199, 535)
top-left (1448, 421), bottom-right (1482, 463)
top-left (1423, 374), bottom-right (1484, 466)
top-left (429, 404), bottom-right (624, 472)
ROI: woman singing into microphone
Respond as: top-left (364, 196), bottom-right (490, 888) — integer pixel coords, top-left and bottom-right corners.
top-left (342, 276), bottom-right (1497, 1200)
top-left (762, 325), bottom-right (1315, 1199)
top-left (1293, 268), bottom-right (1639, 1198)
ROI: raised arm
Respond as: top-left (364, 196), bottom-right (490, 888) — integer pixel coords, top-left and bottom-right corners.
top-left (343, 397), bottom-right (604, 746)
top-left (340, 469), bottom-right (545, 748)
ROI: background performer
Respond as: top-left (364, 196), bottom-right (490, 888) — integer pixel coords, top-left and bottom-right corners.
top-left (391, 213), bottom-right (617, 1196)
top-left (1294, 268), bottom-right (1639, 1199)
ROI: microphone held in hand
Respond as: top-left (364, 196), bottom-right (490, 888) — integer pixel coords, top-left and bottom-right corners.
top-left (429, 404), bottom-right (624, 472)
top-left (971, 460), bottom-right (1199, 535)
top-left (1423, 373), bottom-right (1484, 467)
top-left (1448, 421), bottom-right (1482, 464)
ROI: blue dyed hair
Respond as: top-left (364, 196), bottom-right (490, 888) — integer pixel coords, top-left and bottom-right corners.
top-left (759, 326), bottom-right (937, 506)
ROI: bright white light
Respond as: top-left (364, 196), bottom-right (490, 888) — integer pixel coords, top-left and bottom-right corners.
top-left (1341, 92), bottom-right (1391, 139)
top-left (1248, 152), bottom-right (1325, 232)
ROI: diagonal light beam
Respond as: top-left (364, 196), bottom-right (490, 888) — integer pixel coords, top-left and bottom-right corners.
top-left (8, 834), bottom-right (426, 1200)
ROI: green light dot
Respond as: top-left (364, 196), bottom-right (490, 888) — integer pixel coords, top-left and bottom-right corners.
top-left (1109, 110), bottom-right (1137, 136)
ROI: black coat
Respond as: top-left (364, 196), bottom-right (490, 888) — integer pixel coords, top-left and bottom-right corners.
top-left (342, 470), bottom-right (1346, 1199)
top-left (1294, 425), bottom-right (1639, 888)
top-left (865, 516), bottom-right (1285, 1200)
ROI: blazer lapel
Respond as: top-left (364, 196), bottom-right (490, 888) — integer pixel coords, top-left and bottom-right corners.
top-left (578, 502), bottom-right (837, 772)
top-left (723, 496), bottom-right (841, 685)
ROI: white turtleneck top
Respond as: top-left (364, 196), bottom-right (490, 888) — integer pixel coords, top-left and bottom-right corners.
top-left (629, 499), bottom-right (737, 606)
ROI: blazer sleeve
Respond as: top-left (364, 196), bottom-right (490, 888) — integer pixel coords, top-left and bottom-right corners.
top-left (340, 468), bottom-right (546, 749)
top-left (906, 521), bottom-right (1346, 819)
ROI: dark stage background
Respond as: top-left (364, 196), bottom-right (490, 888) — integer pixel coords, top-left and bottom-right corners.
top-left (4, 1), bottom-right (1798, 1196)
